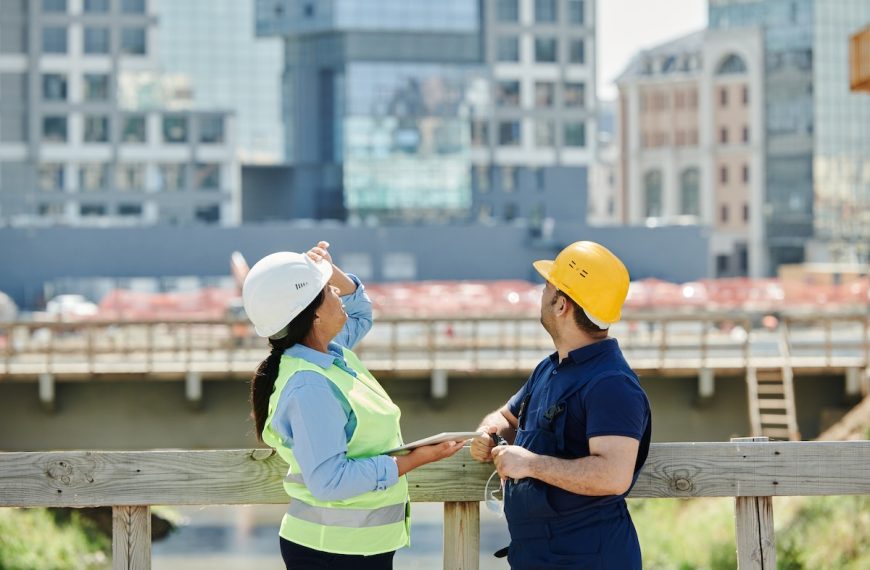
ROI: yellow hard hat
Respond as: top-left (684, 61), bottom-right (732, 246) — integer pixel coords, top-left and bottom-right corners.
top-left (533, 241), bottom-right (630, 327)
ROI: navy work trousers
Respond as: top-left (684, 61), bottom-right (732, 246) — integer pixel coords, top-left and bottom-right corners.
top-left (279, 537), bottom-right (395, 569)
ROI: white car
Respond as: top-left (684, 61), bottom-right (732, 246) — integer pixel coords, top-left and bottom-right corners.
top-left (44, 294), bottom-right (99, 321)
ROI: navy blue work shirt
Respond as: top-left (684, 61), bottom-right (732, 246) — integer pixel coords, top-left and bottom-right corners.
top-left (507, 337), bottom-right (651, 513)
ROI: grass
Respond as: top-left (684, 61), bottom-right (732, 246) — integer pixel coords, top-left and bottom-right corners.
top-left (0, 508), bottom-right (109, 570)
top-left (629, 494), bottom-right (870, 570)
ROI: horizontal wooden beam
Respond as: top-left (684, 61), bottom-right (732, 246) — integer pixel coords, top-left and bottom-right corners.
top-left (1, 442), bottom-right (868, 508)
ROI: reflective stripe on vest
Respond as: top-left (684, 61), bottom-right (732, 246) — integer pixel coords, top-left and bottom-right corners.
top-left (287, 499), bottom-right (407, 528)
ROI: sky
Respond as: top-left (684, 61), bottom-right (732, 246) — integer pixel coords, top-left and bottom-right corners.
top-left (597, 0), bottom-right (708, 100)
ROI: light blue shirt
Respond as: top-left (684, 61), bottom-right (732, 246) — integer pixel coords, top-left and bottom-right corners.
top-left (271, 274), bottom-right (400, 502)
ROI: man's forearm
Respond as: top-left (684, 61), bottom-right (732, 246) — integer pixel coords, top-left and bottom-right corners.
top-left (528, 454), bottom-right (631, 496)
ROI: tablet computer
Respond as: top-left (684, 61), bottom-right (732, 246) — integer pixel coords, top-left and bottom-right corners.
top-left (386, 432), bottom-right (483, 455)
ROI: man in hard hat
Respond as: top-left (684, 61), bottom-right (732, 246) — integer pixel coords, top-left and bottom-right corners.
top-left (470, 241), bottom-right (651, 569)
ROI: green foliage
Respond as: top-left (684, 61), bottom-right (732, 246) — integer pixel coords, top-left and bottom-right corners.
top-left (629, 495), bottom-right (870, 570)
top-left (0, 508), bottom-right (109, 570)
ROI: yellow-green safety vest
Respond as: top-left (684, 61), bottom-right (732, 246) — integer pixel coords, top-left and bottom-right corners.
top-left (262, 346), bottom-right (410, 555)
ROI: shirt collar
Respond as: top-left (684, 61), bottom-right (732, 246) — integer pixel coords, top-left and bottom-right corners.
top-left (284, 343), bottom-right (338, 369)
top-left (548, 338), bottom-right (619, 367)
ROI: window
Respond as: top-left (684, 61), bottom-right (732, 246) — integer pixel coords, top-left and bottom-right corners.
top-left (122, 115), bottom-right (146, 143)
top-left (742, 86), bottom-right (749, 105)
top-left (80, 204), bottom-right (106, 217)
top-left (563, 122), bottom-right (586, 147)
top-left (716, 255), bottom-right (729, 276)
top-left (84, 0), bottom-right (110, 13)
top-left (195, 163), bottom-right (221, 190)
top-left (496, 36), bottom-right (520, 63)
top-left (501, 166), bottom-right (519, 192)
top-left (743, 203), bottom-right (749, 222)
top-left (79, 163), bottom-right (109, 191)
top-left (534, 0), bottom-right (557, 23)
top-left (568, 0), bottom-right (585, 24)
top-left (535, 120), bottom-right (555, 147)
top-left (534, 38), bottom-right (557, 63)
top-left (42, 116), bottom-right (67, 142)
top-left (689, 129), bottom-right (698, 145)
top-left (720, 127), bottom-right (728, 144)
top-left (563, 82), bottom-right (585, 107)
top-left (158, 164), bottom-right (187, 191)
top-left (720, 165), bottom-right (728, 184)
top-left (719, 87), bottom-right (728, 107)
top-left (474, 164), bottom-right (490, 193)
top-left (199, 115), bottom-right (225, 144)
top-left (84, 74), bottom-right (110, 101)
top-left (121, 28), bottom-right (146, 55)
top-left (504, 202), bottom-right (518, 221)
top-left (195, 205), bottom-right (220, 224)
top-left (742, 165), bottom-right (750, 183)
top-left (675, 130), bottom-right (686, 146)
top-left (534, 82), bottom-right (555, 108)
top-left (84, 116), bottom-right (109, 143)
top-left (383, 253), bottom-right (416, 281)
top-left (720, 205), bottom-right (729, 223)
top-left (716, 54), bottom-right (747, 75)
top-left (498, 121), bottom-right (521, 146)
top-left (680, 168), bottom-right (700, 216)
top-left (163, 115), bottom-right (188, 143)
top-left (119, 204), bottom-right (143, 217)
top-left (42, 74), bottom-right (67, 101)
top-left (84, 27), bottom-right (110, 55)
top-left (121, 0), bottom-right (146, 14)
top-left (115, 164), bottom-right (145, 191)
top-left (42, 27), bottom-right (67, 54)
top-left (495, 0), bottom-right (519, 22)
top-left (742, 126), bottom-right (749, 143)
top-left (478, 204), bottom-right (493, 221)
top-left (688, 89), bottom-right (698, 109)
top-left (42, 0), bottom-right (66, 12)
top-left (38, 163), bottom-right (65, 192)
top-left (568, 39), bottom-right (585, 64)
top-left (675, 91), bottom-right (685, 109)
top-left (644, 171), bottom-right (662, 217)
top-left (38, 203), bottom-right (65, 218)
top-left (496, 80), bottom-right (520, 107)
top-left (471, 120), bottom-right (488, 147)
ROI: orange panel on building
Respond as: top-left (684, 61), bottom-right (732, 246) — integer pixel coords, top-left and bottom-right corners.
top-left (851, 26), bottom-right (870, 92)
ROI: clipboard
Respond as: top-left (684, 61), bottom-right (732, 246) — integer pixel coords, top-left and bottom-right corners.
top-left (386, 432), bottom-right (483, 456)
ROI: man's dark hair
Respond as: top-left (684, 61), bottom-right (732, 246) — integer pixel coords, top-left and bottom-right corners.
top-left (552, 290), bottom-right (608, 338)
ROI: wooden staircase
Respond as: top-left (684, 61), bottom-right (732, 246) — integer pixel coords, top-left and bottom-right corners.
top-left (746, 325), bottom-right (801, 440)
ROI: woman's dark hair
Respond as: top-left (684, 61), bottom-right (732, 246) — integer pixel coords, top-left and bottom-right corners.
top-left (251, 289), bottom-right (326, 441)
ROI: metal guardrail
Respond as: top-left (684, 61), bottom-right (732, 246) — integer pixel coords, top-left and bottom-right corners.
top-left (0, 311), bottom-right (868, 380)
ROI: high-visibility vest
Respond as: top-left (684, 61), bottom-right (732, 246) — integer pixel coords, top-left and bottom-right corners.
top-left (262, 347), bottom-right (410, 555)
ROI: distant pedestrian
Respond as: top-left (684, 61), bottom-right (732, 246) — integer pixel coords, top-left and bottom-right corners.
top-left (244, 241), bottom-right (462, 569)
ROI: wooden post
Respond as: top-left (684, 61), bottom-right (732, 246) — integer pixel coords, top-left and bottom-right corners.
top-left (443, 501), bottom-right (480, 570)
top-left (731, 436), bottom-right (776, 569)
top-left (112, 505), bottom-right (151, 570)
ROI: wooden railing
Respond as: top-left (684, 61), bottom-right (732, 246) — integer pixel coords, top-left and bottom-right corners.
top-left (1, 311), bottom-right (869, 379)
top-left (2, 438), bottom-right (869, 569)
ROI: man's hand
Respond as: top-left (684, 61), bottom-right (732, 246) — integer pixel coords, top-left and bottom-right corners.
top-left (470, 426), bottom-right (498, 462)
top-left (491, 445), bottom-right (537, 480)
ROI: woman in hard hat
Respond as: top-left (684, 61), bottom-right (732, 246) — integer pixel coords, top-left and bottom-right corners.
top-left (243, 241), bottom-right (463, 570)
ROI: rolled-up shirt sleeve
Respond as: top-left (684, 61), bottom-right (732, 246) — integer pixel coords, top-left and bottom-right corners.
top-left (274, 371), bottom-right (399, 502)
top-left (333, 273), bottom-right (373, 349)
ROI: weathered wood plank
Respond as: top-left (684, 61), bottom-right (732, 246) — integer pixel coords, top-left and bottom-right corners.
top-left (443, 501), bottom-right (479, 570)
top-left (1, 442), bottom-right (869, 508)
top-left (112, 505), bottom-right (150, 570)
top-left (732, 437), bottom-right (776, 569)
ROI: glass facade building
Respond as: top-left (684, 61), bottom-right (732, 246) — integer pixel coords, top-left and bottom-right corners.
top-left (155, 0), bottom-right (284, 163)
top-left (710, 0), bottom-right (870, 266)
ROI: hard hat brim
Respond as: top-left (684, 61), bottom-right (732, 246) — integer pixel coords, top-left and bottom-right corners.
top-left (532, 259), bottom-right (554, 283)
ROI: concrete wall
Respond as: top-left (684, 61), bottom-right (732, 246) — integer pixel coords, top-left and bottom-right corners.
top-left (0, 222), bottom-right (708, 308)
top-left (0, 372), bottom-right (849, 451)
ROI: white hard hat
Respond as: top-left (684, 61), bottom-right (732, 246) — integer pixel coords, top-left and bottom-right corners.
top-left (242, 252), bottom-right (333, 338)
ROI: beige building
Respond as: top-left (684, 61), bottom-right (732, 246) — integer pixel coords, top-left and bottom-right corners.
top-left (616, 28), bottom-right (765, 277)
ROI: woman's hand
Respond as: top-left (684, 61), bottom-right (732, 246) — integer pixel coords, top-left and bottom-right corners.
top-left (306, 240), bottom-right (333, 264)
top-left (394, 440), bottom-right (465, 476)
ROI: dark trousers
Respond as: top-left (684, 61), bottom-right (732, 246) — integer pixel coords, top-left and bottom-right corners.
top-left (279, 537), bottom-right (395, 570)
